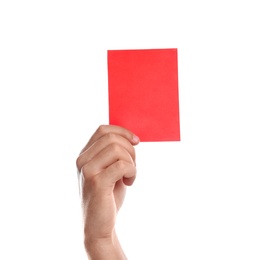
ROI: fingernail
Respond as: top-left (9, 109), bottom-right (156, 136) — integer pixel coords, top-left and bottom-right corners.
top-left (132, 135), bottom-right (140, 143)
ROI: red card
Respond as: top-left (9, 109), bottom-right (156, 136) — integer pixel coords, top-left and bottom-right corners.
top-left (108, 49), bottom-right (180, 142)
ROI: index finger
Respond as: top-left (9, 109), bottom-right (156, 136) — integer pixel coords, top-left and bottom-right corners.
top-left (81, 125), bottom-right (140, 153)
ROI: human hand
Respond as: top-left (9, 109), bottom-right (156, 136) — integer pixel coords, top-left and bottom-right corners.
top-left (76, 125), bottom-right (139, 259)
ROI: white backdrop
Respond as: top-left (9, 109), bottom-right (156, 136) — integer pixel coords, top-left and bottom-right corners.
top-left (0, 1), bottom-right (253, 259)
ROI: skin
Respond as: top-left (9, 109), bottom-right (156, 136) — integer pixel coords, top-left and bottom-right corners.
top-left (76, 125), bottom-right (140, 260)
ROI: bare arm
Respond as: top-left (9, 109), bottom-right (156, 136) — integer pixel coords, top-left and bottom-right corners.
top-left (76, 125), bottom-right (139, 260)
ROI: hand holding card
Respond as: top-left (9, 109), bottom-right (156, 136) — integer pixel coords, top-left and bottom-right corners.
top-left (108, 48), bottom-right (180, 142)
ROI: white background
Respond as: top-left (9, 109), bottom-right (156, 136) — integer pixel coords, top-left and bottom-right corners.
top-left (0, 1), bottom-right (253, 259)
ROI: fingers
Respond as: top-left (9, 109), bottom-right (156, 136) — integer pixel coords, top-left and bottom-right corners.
top-left (81, 125), bottom-right (139, 153)
top-left (76, 133), bottom-right (136, 172)
top-left (76, 125), bottom-right (139, 189)
top-left (81, 143), bottom-right (134, 178)
top-left (99, 160), bottom-right (136, 187)
top-left (83, 161), bottom-right (136, 194)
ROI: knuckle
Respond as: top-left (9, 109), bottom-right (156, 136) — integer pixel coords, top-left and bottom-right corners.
top-left (76, 152), bottom-right (90, 172)
top-left (114, 160), bottom-right (127, 171)
top-left (81, 164), bottom-right (90, 179)
top-left (126, 163), bottom-right (136, 175)
top-left (108, 142), bottom-right (121, 154)
top-left (97, 125), bottom-right (107, 135)
top-left (105, 132), bottom-right (117, 142)
top-left (76, 156), bottom-right (82, 172)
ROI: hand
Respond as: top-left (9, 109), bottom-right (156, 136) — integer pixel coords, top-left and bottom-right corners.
top-left (76, 125), bottom-right (139, 259)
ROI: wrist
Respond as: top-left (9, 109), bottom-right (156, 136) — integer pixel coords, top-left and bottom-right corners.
top-left (85, 231), bottom-right (127, 260)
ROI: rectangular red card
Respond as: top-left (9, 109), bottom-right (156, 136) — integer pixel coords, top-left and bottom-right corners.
top-left (108, 48), bottom-right (180, 142)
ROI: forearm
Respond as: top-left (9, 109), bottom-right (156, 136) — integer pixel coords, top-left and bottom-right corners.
top-left (85, 230), bottom-right (127, 260)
